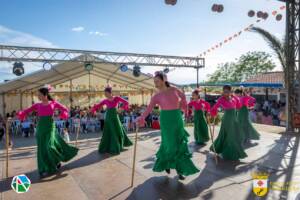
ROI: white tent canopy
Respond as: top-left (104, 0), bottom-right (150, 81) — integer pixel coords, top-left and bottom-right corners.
top-left (0, 58), bottom-right (155, 93)
top-left (0, 56), bottom-right (156, 115)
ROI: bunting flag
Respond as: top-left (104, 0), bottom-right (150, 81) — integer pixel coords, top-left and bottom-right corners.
top-left (198, 5), bottom-right (286, 57)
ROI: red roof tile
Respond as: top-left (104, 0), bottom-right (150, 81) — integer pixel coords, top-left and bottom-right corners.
top-left (245, 71), bottom-right (284, 84)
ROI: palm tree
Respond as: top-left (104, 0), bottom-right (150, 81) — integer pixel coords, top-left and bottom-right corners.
top-left (250, 27), bottom-right (288, 86)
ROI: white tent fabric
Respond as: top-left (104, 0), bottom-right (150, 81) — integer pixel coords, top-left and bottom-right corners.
top-left (0, 60), bottom-right (155, 93)
top-left (0, 57), bottom-right (156, 115)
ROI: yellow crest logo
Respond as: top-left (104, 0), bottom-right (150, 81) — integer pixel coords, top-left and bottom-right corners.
top-left (252, 172), bottom-right (269, 197)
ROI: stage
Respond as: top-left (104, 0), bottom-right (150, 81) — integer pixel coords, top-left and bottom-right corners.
top-left (1, 124), bottom-right (299, 200)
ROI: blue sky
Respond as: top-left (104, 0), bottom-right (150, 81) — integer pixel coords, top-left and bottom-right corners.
top-left (0, 0), bottom-right (285, 84)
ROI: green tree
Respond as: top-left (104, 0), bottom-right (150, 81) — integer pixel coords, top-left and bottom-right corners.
top-left (208, 51), bottom-right (276, 83)
top-left (250, 27), bottom-right (287, 86)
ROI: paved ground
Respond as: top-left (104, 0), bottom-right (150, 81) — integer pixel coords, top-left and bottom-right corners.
top-left (0, 124), bottom-right (300, 200)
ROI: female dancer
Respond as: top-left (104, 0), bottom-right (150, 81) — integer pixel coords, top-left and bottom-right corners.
top-left (17, 86), bottom-right (78, 178)
top-left (90, 87), bottom-right (132, 155)
top-left (209, 85), bottom-right (247, 160)
top-left (137, 72), bottom-right (199, 180)
top-left (234, 89), bottom-right (260, 144)
top-left (188, 89), bottom-right (210, 145)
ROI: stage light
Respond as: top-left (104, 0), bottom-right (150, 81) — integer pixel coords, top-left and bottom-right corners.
top-left (276, 14), bottom-right (283, 21)
top-left (163, 67), bottom-right (170, 74)
top-left (248, 10), bottom-right (255, 17)
top-left (120, 64), bottom-right (128, 72)
top-left (257, 11), bottom-right (264, 18)
top-left (84, 62), bottom-right (93, 71)
top-left (12, 62), bottom-right (24, 76)
top-left (212, 4), bottom-right (218, 12)
top-left (262, 12), bottom-right (269, 20)
top-left (133, 65), bottom-right (141, 77)
top-left (43, 62), bottom-right (52, 70)
top-left (165, 0), bottom-right (177, 5)
top-left (217, 4), bottom-right (224, 13)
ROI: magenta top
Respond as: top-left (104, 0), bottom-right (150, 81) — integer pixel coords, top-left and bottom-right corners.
top-left (17, 101), bottom-right (69, 121)
top-left (238, 95), bottom-right (256, 107)
top-left (188, 99), bottom-right (210, 112)
top-left (210, 96), bottom-right (241, 117)
top-left (91, 96), bottom-right (129, 114)
top-left (140, 87), bottom-right (187, 120)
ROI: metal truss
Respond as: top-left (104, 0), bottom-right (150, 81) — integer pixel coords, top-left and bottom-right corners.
top-left (0, 45), bottom-right (204, 68)
top-left (285, 0), bottom-right (300, 131)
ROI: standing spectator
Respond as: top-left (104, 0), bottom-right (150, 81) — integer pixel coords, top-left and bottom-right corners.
top-left (63, 128), bottom-right (70, 143)
top-left (21, 119), bottom-right (31, 137)
top-left (81, 115), bottom-right (88, 134)
top-left (271, 103), bottom-right (280, 126)
top-left (279, 104), bottom-right (286, 127)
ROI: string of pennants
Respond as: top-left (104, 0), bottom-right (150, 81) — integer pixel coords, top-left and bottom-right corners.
top-left (51, 83), bottom-right (135, 91)
top-left (6, 90), bottom-right (154, 97)
top-left (199, 5), bottom-right (286, 58)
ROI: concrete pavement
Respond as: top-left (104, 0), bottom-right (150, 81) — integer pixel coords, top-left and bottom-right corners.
top-left (0, 124), bottom-right (299, 200)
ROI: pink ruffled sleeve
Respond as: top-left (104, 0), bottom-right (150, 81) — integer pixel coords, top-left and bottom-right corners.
top-left (201, 100), bottom-right (211, 112)
top-left (245, 96), bottom-right (256, 107)
top-left (17, 104), bottom-right (38, 121)
top-left (233, 96), bottom-right (242, 109)
top-left (53, 101), bottom-right (69, 119)
top-left (188, 101), bottom-right (195, 109)
top-left (210, 98), bottom-right (222, 117)
top-left (174, 87), bottom-right (187, 113)
top-left (115, 96), bottom-right (129, 111)
top-left (90, 100), bottom-right (105, 115)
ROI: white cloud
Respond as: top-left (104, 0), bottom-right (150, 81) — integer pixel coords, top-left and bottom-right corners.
top-left (71, 26), bottom-right (85, 32)
top-left (89, 31), bottom-right (108, 36)
top-left (0, 25), bottom-right (56, 47)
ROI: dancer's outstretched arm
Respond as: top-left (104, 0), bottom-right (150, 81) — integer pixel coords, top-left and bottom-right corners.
top-left (115, 96), bottom-right (129, 110)
top-left (17, 104), bottom-right (38, 121)
top-left (53, 101), bottom-right (69, 119)
top-left (90, 100), bottom-right (105, 115)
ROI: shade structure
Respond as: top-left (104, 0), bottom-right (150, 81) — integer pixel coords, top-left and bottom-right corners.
top-left (0, 56), bottom-right (155, 93)
top-left (0, 55), bottom-right (156, 114)
top-left (198, 82), bottom-right (283, 88)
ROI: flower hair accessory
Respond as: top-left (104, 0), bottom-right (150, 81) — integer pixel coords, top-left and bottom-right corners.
top-left (43, 84), bottom-right (53, 92)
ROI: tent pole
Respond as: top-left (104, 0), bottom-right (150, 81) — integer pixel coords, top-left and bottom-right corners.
top-left (196, 67), bottom-right (199, 88)
top-left (20, 92), bottom-right (23, 110)
top-left (31, 91), bottom-right (34, 104)
top-left (2, 93), bottom-right (5, 117)
top-left (70, 79), bottom-right (73, 108)
top-left (142, 90), bottom-right (144, 105)
top-left (88, 72), bottom-right (91, 106)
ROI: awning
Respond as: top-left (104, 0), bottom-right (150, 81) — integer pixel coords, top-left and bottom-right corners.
top-left (199, 82), bottom-right (283, 88)
top-left (0, 55), bottom-right (155, 93)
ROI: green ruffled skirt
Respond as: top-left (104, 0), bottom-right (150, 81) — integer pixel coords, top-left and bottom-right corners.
top-left (99, 108), bottom-right (132, 154)
top-left (193, 110), bottom-right (209, 144)
top-left (36, 116), bottom-right (78, 174)
top-left (210, 109), bottom-right (247, 160)
top-left (154, 109), bottom-right (199, 176)
top-left (237, 106), bottom-right (260, 142)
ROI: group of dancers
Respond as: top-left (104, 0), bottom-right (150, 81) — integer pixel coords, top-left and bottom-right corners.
top-left (16, 71), bottom-right (260, 180)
